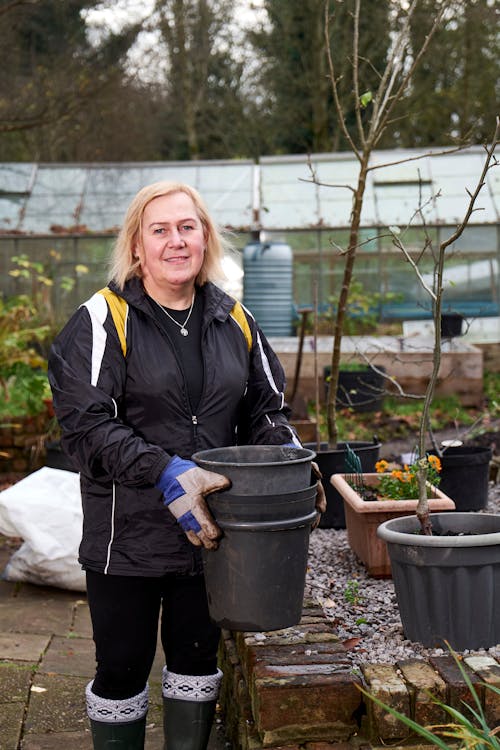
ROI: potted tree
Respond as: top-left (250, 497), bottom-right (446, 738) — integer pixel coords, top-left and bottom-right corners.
top-left (306, 0), bottom-right (455, 528)
top-left (376, 121), bottom-right (500, 650)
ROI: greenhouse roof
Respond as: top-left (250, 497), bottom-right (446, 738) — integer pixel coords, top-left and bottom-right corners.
top-left (0, 146), bottom-right (498, 235)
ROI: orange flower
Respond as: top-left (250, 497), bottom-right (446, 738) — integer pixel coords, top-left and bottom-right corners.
top-left (375, 460), bottom-right (389, 473)
top-left (428, 455), bottom-right (442, 472)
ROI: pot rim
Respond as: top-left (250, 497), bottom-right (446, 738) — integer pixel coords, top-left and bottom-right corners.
top-left (377, 512), bottom-right (500, 547)
top-left (193, 445), bottom-right (316, 468)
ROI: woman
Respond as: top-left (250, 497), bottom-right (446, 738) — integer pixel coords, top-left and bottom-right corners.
top-left (48, 181), bottom-right (325, 750)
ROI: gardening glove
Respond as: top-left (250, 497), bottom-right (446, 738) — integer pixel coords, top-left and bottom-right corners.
top-left (282, 444), bottom-right (326, 529)
top-left (157, 456), bottom-right (231, 550)
top-left (311, 461), bottom-right (327, 529)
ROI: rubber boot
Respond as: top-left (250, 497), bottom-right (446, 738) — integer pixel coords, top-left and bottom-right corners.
top-left (161, 668), bottom-right (223, 750)
top-left (85, 681), bottom-right (149, 750)
top-left (163, 697), bottom-right (216, 750)
top-left (89, 716), bottom-right (146, 749)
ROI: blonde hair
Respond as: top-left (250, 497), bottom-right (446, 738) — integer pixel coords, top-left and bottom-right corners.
top-left (109, 181), bottom-right (229, 290)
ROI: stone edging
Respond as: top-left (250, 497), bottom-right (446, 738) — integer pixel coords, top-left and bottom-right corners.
top-left (218, 601), bottom-right (500, 749)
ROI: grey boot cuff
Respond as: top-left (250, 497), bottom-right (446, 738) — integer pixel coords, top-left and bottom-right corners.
top-left (162, 667), bottom-right (223, 702)
top-left (85, 680), bottom-right (149, 723)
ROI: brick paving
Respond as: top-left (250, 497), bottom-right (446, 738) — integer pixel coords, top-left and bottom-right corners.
top-left (0, 534), bottom-right (226, 750)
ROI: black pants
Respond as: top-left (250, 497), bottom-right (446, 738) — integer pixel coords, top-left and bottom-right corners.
top-left (86, 570), bottom-right (220, 700)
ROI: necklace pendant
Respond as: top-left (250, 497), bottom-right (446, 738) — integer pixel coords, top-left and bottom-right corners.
top-left (180, 327), bottom-right (189, 336)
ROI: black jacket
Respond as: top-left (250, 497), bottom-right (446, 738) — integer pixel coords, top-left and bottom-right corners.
top-left (48, 278), bottom-right (296, 576)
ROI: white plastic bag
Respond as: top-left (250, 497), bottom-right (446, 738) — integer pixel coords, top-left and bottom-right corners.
top-left (0, 467), bottom-right (86, 591)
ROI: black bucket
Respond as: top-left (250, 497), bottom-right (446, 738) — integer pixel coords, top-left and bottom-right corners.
top-left (192, 445), bottom-right (315, 494)
top-left (304, 440), bottom-right (382, 528)
top-left (207, 483), bottom-right (317, 522)
top-left (202, 484), bottom-right (317, 631)
top-left (439, 445), bottom-right (493, 511)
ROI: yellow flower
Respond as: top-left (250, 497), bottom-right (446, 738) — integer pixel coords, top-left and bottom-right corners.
top-left (375, 460), bottom-right (389, 473)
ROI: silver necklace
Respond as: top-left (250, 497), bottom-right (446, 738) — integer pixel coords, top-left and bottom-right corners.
top-left (152, 292), bottom-right (195, 336)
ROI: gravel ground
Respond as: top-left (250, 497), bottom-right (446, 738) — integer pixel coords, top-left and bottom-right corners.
top-left (305, 478), bottom-right (500, 671)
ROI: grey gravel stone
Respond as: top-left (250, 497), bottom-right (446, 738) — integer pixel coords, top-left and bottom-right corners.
top-left (305, 481), bottom-right (500, 669)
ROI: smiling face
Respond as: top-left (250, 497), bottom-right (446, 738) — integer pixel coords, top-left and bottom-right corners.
top-left (135, 191), bottom-right (206, 304)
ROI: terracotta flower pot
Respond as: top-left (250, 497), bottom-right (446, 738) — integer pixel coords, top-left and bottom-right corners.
top-left (330, 473), bottom-right (455, 578)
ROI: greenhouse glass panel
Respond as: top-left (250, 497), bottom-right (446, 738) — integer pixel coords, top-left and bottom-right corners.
top-left (316, 159), bottom-right (359, 227)
top-left (438, 225), bottom-right (497, 253)
top-left (138, 164), bottom-right (199, 185)
top-left (429, 152), bottom-right (497, 224)
top-left (0, 197), bottom-right (23, 231)
top-left (23, 194), bottom-right (82, 216)
top-left (33, 167), bottom-right (87, 195)
top-left (198, 164), bottom-right (253, 227)
top-left (261, 161), bottom-right (319, 227)
top-left (0, 163), bottom-right (34, 192)
top-left (85, 167), bottom-right (145, 195)
top-left (374, 182), bottom-right (436, 226)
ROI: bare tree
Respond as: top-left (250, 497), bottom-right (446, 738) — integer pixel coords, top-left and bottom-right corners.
top-left (390, 119), bottom-right (498, 533)
top-left (321, 0), bottom-right (464, 448)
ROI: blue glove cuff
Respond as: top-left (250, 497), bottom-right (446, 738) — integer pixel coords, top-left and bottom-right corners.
top-left (157, 455), bottom-right (197, 505)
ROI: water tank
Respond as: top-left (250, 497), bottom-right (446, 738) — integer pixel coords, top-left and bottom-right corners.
top-left (243, 242), bottom-right (293, 337)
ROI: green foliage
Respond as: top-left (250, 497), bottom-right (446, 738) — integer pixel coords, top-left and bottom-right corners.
top-left (484, 371), bottom-right (500, 418)
top-left (9, 253), bottom-right (88, 328)
top-left (1, 1), bottom-right (498, 161)
top-left (0, 295), bottom-right (51, 419)
top-left (0, 363), bottom-right (51, 419)
top-left (310, 281), bottom-right (403, 335)
top-left (361, 646), bottom-right (500, 748)
top-left (310, 381), bottom-right (495, 445)
top-left (344, 579), bottom-right (363, 606)
top-left (397, 0), bottom-right (500, 147)
top-left (0, 296), bottom-right (50, 373)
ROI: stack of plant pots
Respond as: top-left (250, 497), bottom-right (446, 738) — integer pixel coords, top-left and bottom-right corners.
top-left (193, 445), bottom-right (317, 632)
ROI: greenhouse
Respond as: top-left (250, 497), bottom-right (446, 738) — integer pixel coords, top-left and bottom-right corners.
top-left (0, 145), bottom-right (498, 327)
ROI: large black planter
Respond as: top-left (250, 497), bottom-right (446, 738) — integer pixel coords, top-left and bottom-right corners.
top-left (305, 440), bottom-right (381, 528)
top-left (440, 313), bottom-right (463, 338)
top-left (324, 366), bottom-right (386, 413)
top-left (439, 445), bottom-right (492, 511)
top-left (377, 512), bottom-right (500, 650)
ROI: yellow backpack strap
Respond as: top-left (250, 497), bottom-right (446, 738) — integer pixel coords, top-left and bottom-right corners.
top-left (230, 300), bottom-right (252, 352)
top-left (98, 287), bottom-right (128, 357)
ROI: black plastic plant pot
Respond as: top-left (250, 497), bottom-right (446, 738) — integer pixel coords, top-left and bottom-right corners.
top-left (192, 445), bottom-right (315, 495)
top-left (440, 313), bottom-right (463, 338)
top-left (305, 440), bottom-right (382, 529)
top-left (324, 366), bottom-right (386, 413)
top-left (377, 512), bottom-right (500, 650)
top-left (202, 484), bottom-right (317, 632)
top-left (439, 445), bottom-right (493, 511)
